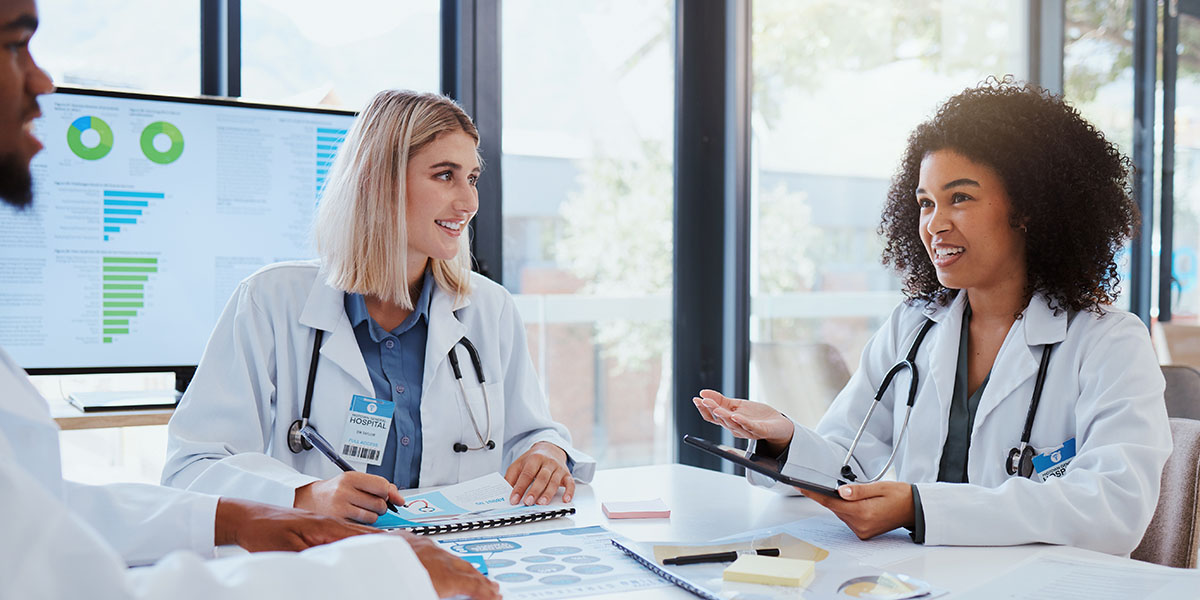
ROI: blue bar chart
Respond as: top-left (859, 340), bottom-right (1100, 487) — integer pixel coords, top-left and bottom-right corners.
top-left (103, 190), bottom-right (164, 241)
top-left (316, 127), bottom-right (347, 200)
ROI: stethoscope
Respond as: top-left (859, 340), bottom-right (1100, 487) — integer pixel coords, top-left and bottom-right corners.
top-left (839, 317), bottom-right (1055, 483)
top-left (287, 329), bottom-right (495, 456)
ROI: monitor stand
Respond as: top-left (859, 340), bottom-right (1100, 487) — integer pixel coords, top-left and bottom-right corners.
top-left (67, 389), bottom-right (181, 412)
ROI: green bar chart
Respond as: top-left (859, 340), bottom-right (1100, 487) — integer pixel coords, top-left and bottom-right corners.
top-left (101, 256), bottom-right (158, 343)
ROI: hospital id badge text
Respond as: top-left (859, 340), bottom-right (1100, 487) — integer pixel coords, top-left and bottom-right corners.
top-left (341, 395), bottom-right (394, 466)
top-left (1032, 437), bottom-right (1076, 481)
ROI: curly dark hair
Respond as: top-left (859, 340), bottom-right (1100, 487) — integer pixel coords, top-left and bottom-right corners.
top-left (878, 77), bottom-right (1138, 314)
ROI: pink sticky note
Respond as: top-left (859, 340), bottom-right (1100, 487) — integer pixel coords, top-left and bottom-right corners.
top-left (601, 498), bottom-right (671, 519)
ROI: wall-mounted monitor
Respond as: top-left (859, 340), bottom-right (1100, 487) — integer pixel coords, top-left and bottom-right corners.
top-left (0, 86), bottom-right (356, 381)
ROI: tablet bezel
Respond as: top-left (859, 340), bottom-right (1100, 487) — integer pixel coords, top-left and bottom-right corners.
top-left (682, 434), bottom-right (842, 497)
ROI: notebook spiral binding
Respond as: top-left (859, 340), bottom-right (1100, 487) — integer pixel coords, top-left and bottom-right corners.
top-left (409, 507), bottom-right (576, 536)
top-left (610, 539), bottom-right (720, 600)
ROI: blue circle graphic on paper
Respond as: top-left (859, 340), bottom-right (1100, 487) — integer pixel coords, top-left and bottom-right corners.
top-left (572, 565), bottom-right (613, 575)
top-left (541, 546), bottom-right (582, 555)
top-left (495, 573), bottom-right (533, 583)
top-left (521, 555), bottom-right (554, 563)
top-left (526, 564), bottom-right (565, 574)
top-left (563, 555), bottom-right (600, 564)
top-left (486, 559), bottom-right (516, 569)
top-left (540, 575), bottom-right (582, 586)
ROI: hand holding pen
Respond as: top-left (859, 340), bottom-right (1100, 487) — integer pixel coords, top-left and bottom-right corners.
top-left (292, 425), bottom-right (405, 523)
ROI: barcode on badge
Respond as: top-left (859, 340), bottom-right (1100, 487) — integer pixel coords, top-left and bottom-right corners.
top-left (342, 444), bottom-right (380, 462)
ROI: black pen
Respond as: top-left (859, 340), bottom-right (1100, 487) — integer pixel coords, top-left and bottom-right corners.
top-left (663, 548), bottom-right (781, 566)
top-left (300, 425), bottom-right (399, 513)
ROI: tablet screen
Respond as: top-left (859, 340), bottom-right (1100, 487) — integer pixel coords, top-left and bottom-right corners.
top-left (683, 434), bottom-right (843, 496)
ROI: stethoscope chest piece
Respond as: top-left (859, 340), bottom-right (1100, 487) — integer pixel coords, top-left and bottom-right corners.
top-left (288, 419), bottom-right (313, 454)
top-left (1006, 444), bottom-right (1036, 478)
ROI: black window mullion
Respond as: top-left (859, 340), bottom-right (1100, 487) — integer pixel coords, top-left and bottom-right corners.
top-left (1130, 0), bottom-right (1157, 326)
top-left (442, 0), bottom-right (503, 284)
top-left (674, 0), bottom-right (751, 469)
top-left (200, 0), bottom-right (241, 97)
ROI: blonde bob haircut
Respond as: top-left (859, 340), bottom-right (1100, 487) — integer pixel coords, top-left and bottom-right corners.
top-left (314, 89), bottom-right (479, 309)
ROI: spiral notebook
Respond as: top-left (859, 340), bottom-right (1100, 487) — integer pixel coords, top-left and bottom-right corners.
top-left (375, 505), bottom-right (576, 535)
top-left (611, 538), bottom-right (720, 600)
top-left (369, 473), bottom-right (577, 535)
top-left (612, 525), bottom-right (945, 600)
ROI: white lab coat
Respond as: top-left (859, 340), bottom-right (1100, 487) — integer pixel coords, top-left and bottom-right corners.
top-left (162, 260), bottom-right (594, 507)
top-left (0, 347), bottom-right (437, 600)
top-left (750, 292), bottom-right (1172, 555)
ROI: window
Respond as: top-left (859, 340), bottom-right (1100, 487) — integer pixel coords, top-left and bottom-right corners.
top-left (1063, 1), bottom-right (1136, 313)
top-left (241, 0), bottom-right (440, 108)
top-left (749, 0), bottom-right (1028, 426)
top-left (31, 1), bottom-right (200, 95)
top-left (502, 0), bottom-right (675, 466)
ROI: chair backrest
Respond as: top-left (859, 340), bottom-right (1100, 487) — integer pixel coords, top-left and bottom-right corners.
top-left (750, 341), bottom-right (851, 429)
top-left (1162, 365), bottom-right (1200, 421)
top-left (1132, 418), bottom-right (1200, 568)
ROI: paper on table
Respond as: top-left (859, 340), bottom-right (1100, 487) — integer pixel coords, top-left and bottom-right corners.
top-left (781, 515), bottom-right (926, 567)
top-left (961, 554), bottom-right (1200, 600)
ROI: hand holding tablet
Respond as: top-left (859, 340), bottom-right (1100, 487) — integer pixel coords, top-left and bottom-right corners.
top-left (682, 435), bottom-right (843, 497)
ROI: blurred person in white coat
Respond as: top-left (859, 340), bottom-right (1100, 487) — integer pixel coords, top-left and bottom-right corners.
top-left (163, 89), bottom-right (594, 524)
top-left (0, 1), bottom-right (498, 597)
top-left (694, 80), bottom-right (1171, 556)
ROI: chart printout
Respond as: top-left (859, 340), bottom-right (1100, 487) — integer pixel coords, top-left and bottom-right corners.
top-left (0, 91), bottom-right (354, 369)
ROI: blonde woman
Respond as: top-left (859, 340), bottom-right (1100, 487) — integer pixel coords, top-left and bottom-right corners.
top-left (163, 90), bottom-right (594, 523)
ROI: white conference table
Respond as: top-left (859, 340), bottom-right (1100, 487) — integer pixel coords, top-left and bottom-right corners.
top-left (441, 463), bottom-right (1156, 598)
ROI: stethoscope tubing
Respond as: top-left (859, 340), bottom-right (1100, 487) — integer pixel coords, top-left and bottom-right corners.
top-left (840, 316), bottom-right (1054, 483)
top-left (288, 329), bottom-right (494, 455)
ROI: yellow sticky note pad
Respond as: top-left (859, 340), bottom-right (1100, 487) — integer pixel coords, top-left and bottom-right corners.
top-left (722, 555), bottom-right (816, 588)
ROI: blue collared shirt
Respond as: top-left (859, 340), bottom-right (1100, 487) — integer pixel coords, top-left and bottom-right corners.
top-left (343, 272), bottom-right (435, 489)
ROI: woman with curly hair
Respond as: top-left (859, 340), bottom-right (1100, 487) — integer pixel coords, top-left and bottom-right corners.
top-left (693, 79), bottom-right (1171, 554)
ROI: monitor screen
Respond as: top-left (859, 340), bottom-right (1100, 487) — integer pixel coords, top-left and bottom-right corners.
top-left (0, 87), bottom-right (356, 372)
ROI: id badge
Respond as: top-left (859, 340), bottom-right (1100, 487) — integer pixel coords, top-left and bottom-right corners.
top-left (1031, 437), bottom-right (1076, 481)
top-left (340, 394), bottom-right (394, 466)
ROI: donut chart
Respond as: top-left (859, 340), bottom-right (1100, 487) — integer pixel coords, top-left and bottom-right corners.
top-left (140, 120), bottom-right (184, 164)
top-left (67, 116), bottom-right (114, 160)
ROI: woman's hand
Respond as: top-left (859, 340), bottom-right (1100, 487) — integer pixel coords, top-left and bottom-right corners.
top-left (294, 472), bottom-right (406, 524)
top-left (505, 441), bottom-right (574, 505)
top-left (692, 389), bottom-right (795, 455)
top-left (215, 498), bottom-right (381, 552)
top-left (801, 481), bottom-right (916, 540)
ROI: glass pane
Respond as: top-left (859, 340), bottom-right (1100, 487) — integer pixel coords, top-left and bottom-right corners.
top-left (750, 0), bottom-right (1027, 427)
top-left (1161, 11), bottom-right (1200, 345)
top-left (30, 1), bottom-right (200, 95)
top-left (1064, 1), bottom-right (1136, 313)
top-left (241, 0), bottom-right (439, 108)
top-left (502, 0), bottom-right (674, 467)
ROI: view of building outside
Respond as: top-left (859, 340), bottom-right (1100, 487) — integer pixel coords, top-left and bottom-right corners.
top-left (1063, 0), bottom-right (1136, 314)
top-left (747, 0), bottom-right (1028, 427)
top-left (1170, 10), bottom-right (1200, 320)
top-left (502, 0), bottom-right (675, 467)
top-left (241, 0), bottom-right (439, 108)
top-left (17, 2), bottom-right (1179, 483)
top-left (31, 1), bottom-right (199, 95)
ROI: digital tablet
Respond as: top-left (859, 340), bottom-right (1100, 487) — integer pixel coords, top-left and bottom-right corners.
top-left (682, 434), bottom-right (842, 497)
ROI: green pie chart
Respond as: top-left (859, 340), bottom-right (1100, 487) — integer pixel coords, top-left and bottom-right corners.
top-left (67, 116), bottom-right (114, 160)
top-left (140, 121), bottom-right (184, 164)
